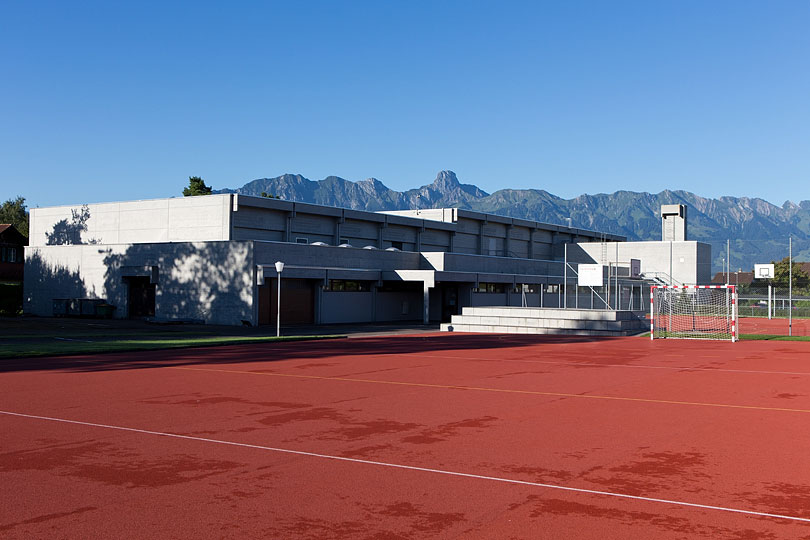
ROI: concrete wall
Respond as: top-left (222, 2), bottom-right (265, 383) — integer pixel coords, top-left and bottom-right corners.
top-left (253, 241), bottom-right (422, 272)
top-left (321, 291), bottom-right (374, 324)
top-left (422, 252), bottom-right (564, 277)
top-left (570, 241), bottom-right (712, 285)
top-left (24, 240), bottom-right (254, 326)
top-left (29, 195), bottom-right (233, 247)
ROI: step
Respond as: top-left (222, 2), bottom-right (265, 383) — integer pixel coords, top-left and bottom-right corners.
top-left (440, 322), bottom-right (643, 337)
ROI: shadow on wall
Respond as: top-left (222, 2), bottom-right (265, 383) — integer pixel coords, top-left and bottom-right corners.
top-left (46, 205), bottom-right (99, 246)
top-left (24, 251), bottom-right (89, 313)
top-left (101, 242), bottom-right (254, 325)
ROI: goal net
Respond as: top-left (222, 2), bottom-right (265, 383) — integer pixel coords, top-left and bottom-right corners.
top-left (651, 285), bottom-right (737, 342)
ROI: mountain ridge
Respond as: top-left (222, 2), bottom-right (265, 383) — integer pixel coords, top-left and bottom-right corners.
top-left (218, 170), bottom-right (810, 269)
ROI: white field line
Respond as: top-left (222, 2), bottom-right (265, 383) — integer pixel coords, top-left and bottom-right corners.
top-left (2, 410), bottom-right (809, 524)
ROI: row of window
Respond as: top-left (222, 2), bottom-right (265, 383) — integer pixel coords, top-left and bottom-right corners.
top-left (295, 237), bottom-right (405, 251)
top-left (0, 246), bottom-right (20, 263)
top-left (474, 282), bottom-right (554, 294)
top-left (327, 280), bottom-right (371, 292)
top-left (324, 281), bottom-right (565, 294)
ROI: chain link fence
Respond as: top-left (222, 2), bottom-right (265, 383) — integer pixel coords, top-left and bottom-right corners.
top-left (707, 237), bottom-right (810, 337)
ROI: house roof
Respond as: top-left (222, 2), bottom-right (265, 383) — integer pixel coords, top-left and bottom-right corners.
top-left (0, 224), bottom-right (28, 246)
top-left (711, 271), bottom-right (754, 285)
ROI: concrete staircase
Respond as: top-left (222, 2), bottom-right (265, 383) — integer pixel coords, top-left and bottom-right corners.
top-left (440, 307), bottom-right (648, 336)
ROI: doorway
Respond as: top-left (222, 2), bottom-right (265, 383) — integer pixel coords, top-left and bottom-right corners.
top-left (126, 276), bottom-right (155, 318)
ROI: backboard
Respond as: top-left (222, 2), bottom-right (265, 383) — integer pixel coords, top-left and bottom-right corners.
top-left (754, 263), bottom-right (774, 279)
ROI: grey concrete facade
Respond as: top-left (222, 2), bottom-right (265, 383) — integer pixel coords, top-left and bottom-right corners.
top-left (569, 240), bottom-right (711, 286)
top-left (24, 194), bottom-right (709, 326)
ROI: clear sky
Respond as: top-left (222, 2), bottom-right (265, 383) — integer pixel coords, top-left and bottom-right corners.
top-left (1, 1), bottom-right (808, 209)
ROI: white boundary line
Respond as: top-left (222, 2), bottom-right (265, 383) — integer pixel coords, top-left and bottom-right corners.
top-left (2, 409), bottom-right (809, 524)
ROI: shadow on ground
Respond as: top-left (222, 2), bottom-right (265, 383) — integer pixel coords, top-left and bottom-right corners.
top-left (0, 317), bottom-right (627, 374)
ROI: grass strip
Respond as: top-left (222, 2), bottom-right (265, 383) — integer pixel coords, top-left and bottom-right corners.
top-left (0, 335), bottom-right (345, 359)
top-left (739, 334), bottom-right (810, 341)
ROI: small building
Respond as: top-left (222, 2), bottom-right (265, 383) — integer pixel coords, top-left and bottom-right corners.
top-left (0, 224), bottom-right (28, 315)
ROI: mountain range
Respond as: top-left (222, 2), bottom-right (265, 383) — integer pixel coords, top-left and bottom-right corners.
top-left (219, 171), bottom-right (810, 271)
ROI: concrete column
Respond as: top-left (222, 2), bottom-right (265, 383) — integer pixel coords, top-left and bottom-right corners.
top-left (528, 229), bottom-right (534, 259)
top-left (479, 221), bottom-right (486, 255)
top-left (377, 222), bottom-right (387, 248)
top-left (423, 282), bottom-right (430, 324)
top-left (334, 216), bottom-right (344, 245)
top-left (285, 213), bottom-right (292, 243)
top-left (504, 225), bottom-right (512, 257)
top-left (416, 227), bottom-right (423, 252)
top-left (449, 231), bottom-right (455, 253)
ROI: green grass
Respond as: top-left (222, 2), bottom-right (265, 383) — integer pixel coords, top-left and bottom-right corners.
top-left (644, 331), bottom-right (810, 341)
top-left (0, 334), bottom-right (345, 359)
top-left (738, 334), bottom-right (810, 341)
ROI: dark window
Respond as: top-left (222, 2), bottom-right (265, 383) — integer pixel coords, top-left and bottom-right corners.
top-left (295, 237), bottom-right (308, 244)
top-left (328, 280), bottom-right (371, 292)
top-left (390, 241), bottom-right (403, 250)
top-left (476, 282), bottom-right (506, 293)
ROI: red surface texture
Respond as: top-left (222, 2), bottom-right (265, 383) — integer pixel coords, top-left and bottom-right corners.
top-left (3, 333), bottom-right (810, 538)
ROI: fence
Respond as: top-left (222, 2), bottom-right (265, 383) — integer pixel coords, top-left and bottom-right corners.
top-left (708, 237), bottom-right (810, 336)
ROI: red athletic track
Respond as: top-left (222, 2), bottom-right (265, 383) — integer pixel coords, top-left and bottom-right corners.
top-left (739, 316), bottom-right (810, 336)
top-left (3, 334), bottom-right (810, 539)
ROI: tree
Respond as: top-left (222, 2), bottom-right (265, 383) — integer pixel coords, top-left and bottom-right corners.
top-left (0, 196), bottom-right (29, 237)
top-left (770, 257), bottom-right (810, 290)
top-left (183, 176), bottom-right (213, 197)
top-left (260, 192), bottom-right (280, 199)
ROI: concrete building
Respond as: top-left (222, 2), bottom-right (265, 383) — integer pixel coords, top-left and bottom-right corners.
top-left (24, 195), bottom-right (711, 326)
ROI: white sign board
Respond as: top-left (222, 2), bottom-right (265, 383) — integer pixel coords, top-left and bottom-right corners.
top-left (754, 263), bottom-right (775, 279)
top-left (630, 259), bottom-right (641, 278)
top-left (578, 264), bottom-right (604, 287)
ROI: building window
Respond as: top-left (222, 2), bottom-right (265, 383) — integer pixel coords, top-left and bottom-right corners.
top-left (475, 282), bottom-right (506, 293)
top-left (328, 280), bottom-right (371, 292)
top-left (295, 237), bottom-right (308, 244)
top-left (8, 248), bottom-right (16, 263)
top-left (390, 241), bottom-right (403, 250)
top-left (546, 284), bottom-right (559, 293)
top-left (516, 283), bottom-right (537, 293)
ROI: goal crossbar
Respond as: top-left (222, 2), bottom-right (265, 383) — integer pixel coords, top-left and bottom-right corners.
top-left (651, 285), bottom-right (737, 342)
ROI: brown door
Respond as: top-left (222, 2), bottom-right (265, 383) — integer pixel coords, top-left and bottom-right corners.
top-left (127, 277), bottom-right (155, 318)
top-left (261, 278), bottom-right (315, 325)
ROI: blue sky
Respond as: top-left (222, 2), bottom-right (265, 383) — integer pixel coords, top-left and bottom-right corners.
top-left (1, 1), bottom-right (808, 209)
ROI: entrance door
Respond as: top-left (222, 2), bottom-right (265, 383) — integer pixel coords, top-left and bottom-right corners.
top-left (440, 284), bottom-right (459, 322)
top-left (127, 276), bottom-right (155, 318)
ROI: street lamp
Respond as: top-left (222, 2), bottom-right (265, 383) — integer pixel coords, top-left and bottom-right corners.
top-left (275, 261), bottom-right (284, 337)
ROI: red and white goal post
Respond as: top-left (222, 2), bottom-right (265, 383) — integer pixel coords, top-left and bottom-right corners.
top-left (650, 285), bottom-right (738, 342)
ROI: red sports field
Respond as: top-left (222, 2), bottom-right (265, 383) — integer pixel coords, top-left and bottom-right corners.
top-left (739, 316), bottom-right (810, 336)
top-left (2, 334), bottom-right (810, 539)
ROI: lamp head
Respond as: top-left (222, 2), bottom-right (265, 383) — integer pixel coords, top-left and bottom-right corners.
top-left (274, 261), bottom-right (284, 273)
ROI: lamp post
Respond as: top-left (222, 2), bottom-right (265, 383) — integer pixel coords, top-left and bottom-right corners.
top-left (275, 261), bottom-right (284, 337)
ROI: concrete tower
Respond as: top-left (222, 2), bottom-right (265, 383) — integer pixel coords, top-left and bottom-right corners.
top-left (661, 204), bottom-right (687, 241)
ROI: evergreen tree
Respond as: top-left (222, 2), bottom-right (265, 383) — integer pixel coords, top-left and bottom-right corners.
top-left (183, 176), bottom-right (213, 196)
top-left (0, 196), bottom-right (29, 237)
